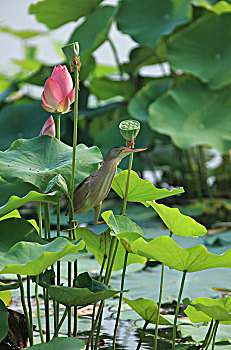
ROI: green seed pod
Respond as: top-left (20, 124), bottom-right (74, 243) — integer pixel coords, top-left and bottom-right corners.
top-left (62, 42), bottom-right (79, 62)
top-left (119, 120), bottom-right (140, 141)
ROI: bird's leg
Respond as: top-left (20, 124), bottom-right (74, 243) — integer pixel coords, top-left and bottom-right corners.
top-left (94, 202), bottom-right (105, 225)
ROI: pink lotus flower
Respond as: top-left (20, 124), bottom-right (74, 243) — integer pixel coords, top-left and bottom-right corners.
top-left (41, 65), bottom-right (75, 114)
top-left (40, 116), bottom-right (56, 137)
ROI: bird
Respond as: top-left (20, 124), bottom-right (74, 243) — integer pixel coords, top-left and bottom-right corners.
top-left (72, 146), bottom-right (146, 224)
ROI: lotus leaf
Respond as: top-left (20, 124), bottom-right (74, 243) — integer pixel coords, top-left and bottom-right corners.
top-left (184, 297), bottom-right (231, 324)
top-left (48, 272), bottom-right (122, 307)
top-left (0, 283), bottom-right (12, 307)
top-left (131, 236), bottom-right (231, 272)
top-left (112, 170), bottom-right (184, 203)
top-left (168, 13), bottom-right (231, 88)
top-left (0, 218), bottom-right (85, 275)
top-left (148, 78), bottom-right (231, 153)
top-left (192, 0), bottom-right (231, 14)
top-left (0, 136), bottom-right (102, 191)
top-left (0, 299), bottom-right (8, 342)
top-left (149, 201), bottom-right (207, 237)
top-left (101, 210), bottom-right (144, 236)
top-left (116, 0), bottom-right (191, 47)
top-left (29, 0), bottom-right (103, 30)
top-left (76, 227), bottom-right (146, 271)
top-left (89, 77), bottom-right (135, 100)
top-left (28, 337), bottom-right (85, 350)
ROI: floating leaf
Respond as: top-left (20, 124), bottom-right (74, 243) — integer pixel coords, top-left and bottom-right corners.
top-left (76, 227), bottom-right (146, 271)
top-left (0, 283), bottom-right (12, 307)
top-left (184, 297), bottom-right (231, 324)
top-left (131, 236), bottom-right (231, 272)
top-left (112, 170), bottom-right (184, 203)
top-left (148, 78), bottom-right (231, 153)
top-left (168, 13), bottom-right (231, 88)
top-left (149, 201), bottom-right (207, 237)
top-left (123, 297), bottom-right (172, 325)
top-left (48, 272), bottom-right (122, 307)
top-left (0, 190), bottom-right (59, 218)
top-left (0, 136), bottom-right (102, 191)
top-left (128, 78), bottom-right (173, 122)
top-left (0, 300), bottom-right (8, 343)
top-left (29, 0), bottom-right (103, 30)
top-left (29, 337), bottom-right (85, 350)
top-left (116, 0), bottom-right (191, 47)
top-left (0, 218), bottom-right (85, 275)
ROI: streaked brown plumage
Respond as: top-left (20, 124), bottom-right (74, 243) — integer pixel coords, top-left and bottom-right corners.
top-left (73, 146), bottom-right (146, 224)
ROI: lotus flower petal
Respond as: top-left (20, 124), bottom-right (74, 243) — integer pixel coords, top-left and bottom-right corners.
top-left (39, 116), bottom-right (56, 137)
top-left (44, 77), bottom-right (64, 109)
top-left (51, 65), bottom-right (73, 96)
top-left (58, 96), bottom-right (71, 114)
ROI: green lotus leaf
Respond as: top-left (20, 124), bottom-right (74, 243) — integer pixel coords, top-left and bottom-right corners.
top-left (76, 227), bottom-right (146, 271)
top-left (112, 170), bottom-right (184, 203)
top-left (116, 0), bottom-right (191, 47)
top-left (0, 299), bottom-right (8, 342)
top-left (0, 283), bottom-right (12, 307)
top-left (29, 0), bottom-right (103, 30)
top-left (101, 210), bottom-right (144, 236)
top-left (184, 297), bottom-right (231, 324)
top-left (148, 78), bottom-right (231, 153)
top-left (0, 190), bottom-right (59, 218)
top-left (1, 27), bottom-right (45, 39)
top-left (0, 180), bottom-right (37, 208)
top-left (48, 272), bottom-right (121, 307)
top-left (192, 0), bottom-right (231, 14)
top-left (44, 174), bottom-right (68, 197)
top-left (28, 337), bottom-right (85, 350)
top-left (0, 218), bottom-right (85, 275)
top-left (69, 6), bottom-right (115, 58)
top-left (168, 13), bottom-right (231, 88)
top-left (149, 201), bottom-right (207, 237)
top-left (123, 297), bottom-right (172, 325)
top-left (128, 78), bottom-right (173, 122)
top-left (0, 136), bottom-right (102, 191)
top-left (0, 209), bottom-right (21, 221)
top-left (131, 236), bottom-right (231, 272)
top-left (89, 77), bottom-right (136, 100)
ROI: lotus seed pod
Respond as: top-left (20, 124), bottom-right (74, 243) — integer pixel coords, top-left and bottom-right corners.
top-left (62, 42), bottom-right (79, 62)
top-left (119, 120), bottom-right (140, 141)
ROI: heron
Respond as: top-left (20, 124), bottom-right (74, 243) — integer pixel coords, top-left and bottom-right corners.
top-left (72, 146), bottom-right (146, 224)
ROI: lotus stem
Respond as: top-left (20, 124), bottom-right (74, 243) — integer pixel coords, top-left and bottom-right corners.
top-left (172, 270), bottom-right (187, 348)
top-left (204, 320), bottom-right (219, 350)
top-left (94, 311), bottom-right (103, 350)
top-left (38, 203), bottom-right (43, 238)
top-left (120, 144), bottom-right (134, 215)
top-left (185, 149), bottom-right (202, 200)
top-left (27, 276), bottom-right (33, 345)
top-left (112, 250), bottom-right (129, 349)
top-left (136, 320), bottom-right (149, 350)
top-left (201, 320), bottom-right (214, 350)
top-left (154, 262), bottom-right (165, 350)
top-left (44, 203), bottom-right (50, 239)
top-left (86, 300), bottom-right (105, 350)
top-left (43, 287), bottom-right (50, 342)
top-left (73, 260), bottom-right (78, 337)
top-left (68, 261), bottom-right (72, 337)
top-left (53, 307), bottom-right (69, 338)
top-left (56, 113), bottom-right (61, 140)
top-left (107, 37), bottom-right (123, 79)
top-left (35, 276), bottom-right (44, 343)
top-left (17, 275), bottom-right (33, 345)
top-left (198, 146), bottom-right (214, 203)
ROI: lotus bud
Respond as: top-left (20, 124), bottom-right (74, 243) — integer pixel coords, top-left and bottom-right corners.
top-left (39, 116), bottom-right (56, 137)
top-left (119, 120), bottom-right (140, 142)
top-left (41, 65), bottom-right (75, 114)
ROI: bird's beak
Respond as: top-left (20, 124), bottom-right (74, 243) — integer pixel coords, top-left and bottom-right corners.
top-left (123, 147), bottom-right (147, 154)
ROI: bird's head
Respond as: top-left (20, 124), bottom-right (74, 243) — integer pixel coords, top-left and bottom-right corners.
top-left (106, 146), bottom-right (146, 164)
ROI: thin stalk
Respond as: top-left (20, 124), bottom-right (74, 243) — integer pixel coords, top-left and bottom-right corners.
top-left (68, 196), bottom-right (77, 240)
top-left (38, 203), bottom-right (43, 238)
top-left (56, 113), bottom-right (61, 140)
top-left (86, 301), bottom-right (105, 350)
top-left (68, 261), bottom-right (72, 337)
top-left (185, 149), bottom-right (202, 200)
top-left (44, 203), bottom-right (51, 239)
top-left (154, 262), bottom-right (165, 350)
top-left (112, 251), bottom-right (129, 349)
top-left (107, 37), bottom-right (123, 79)
top-left (201, 320), bottom-right (214, 350)
top-left (53, 307), bottom-right (69, 338)
top-left (43, 287), bottom-right (50, 342)
top-left (172, 270), bottom-right (187, 348)
top-left (120, 152), bottom-right (134, 215)
top-left (104, 236), bottom-right (116, 284)
top-left (56, 200), bottom-right (61, 328)
top-left (198, 146), bottom-right (214, 203)
top-left (204, 320), bottom-right (219, 350)
top-left (136, 320), bottom-right (149, 350)
top-left (211, 321), bottom-right (219, 350)
top-left (73, 260), bottom-right (78, 337)
top-left (27, 276), bottom-right (33, 345)
top-left (35, 276), bottom-right (44, 343)
top-left (17, 275), bottom-right (33, 345)
top-left (94, 310), bottom-right (103, 350)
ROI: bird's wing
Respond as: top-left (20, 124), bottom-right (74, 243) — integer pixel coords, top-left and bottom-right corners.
top-left (73, 176), bottom-right (90, 213)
